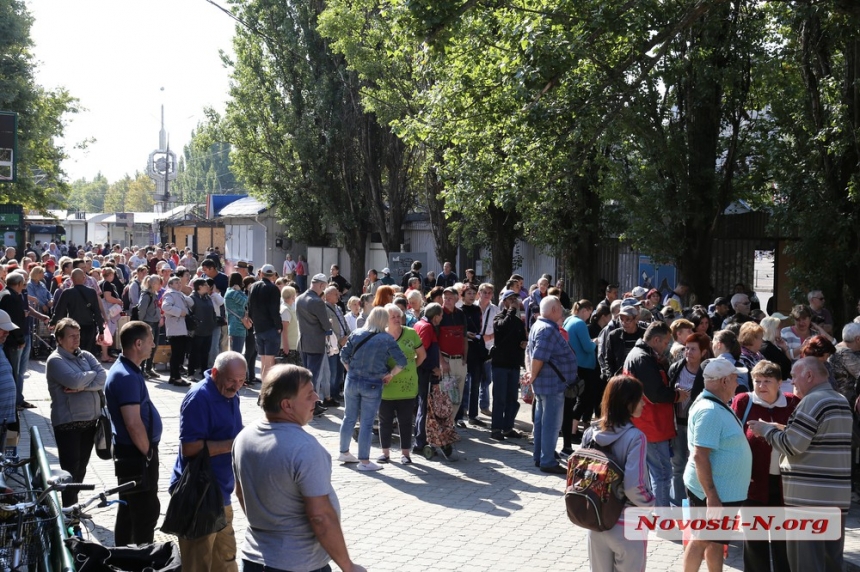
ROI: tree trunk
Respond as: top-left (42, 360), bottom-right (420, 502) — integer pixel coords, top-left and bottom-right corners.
top-left (345, 228), bottom-right (368, 299)
top-left (486, 203), bottom-right (519, 288)
top-left (423, 149), bottom-right (457, 268)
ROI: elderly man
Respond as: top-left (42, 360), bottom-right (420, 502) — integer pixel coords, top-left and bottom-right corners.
top-left (749, 358), bottom-right (852, 572)
top-left (723, 293), bottom-right (754, 326)
top-left (52, 269), bottom-right (105, 356)
top-left (324, 285), bottom-right (349, 406)
top-left (602, 300), bottom-right (646, 383)
top-left (831, 322), bottom-right (860, 402)
top-left (296, 273), bottom-right (334, 417)
top-left (807, 289), bottom-right (834, 336)
top-left (527, 296), bottom-right (578, 474)
top-left (439, 287), bottom-right (468, 424)
top-left (171, 351), bottom-right (245, 571)
top-left (233, 365), bottom-right (366, 572)
top-left (105, 321), bottom-right (162, 546)
top-left (624, 321), bottom-right (687, 508)
top-left (0, 310), bottom-right (19, 427)
top-left (683, 359), bottom-right (752, 572)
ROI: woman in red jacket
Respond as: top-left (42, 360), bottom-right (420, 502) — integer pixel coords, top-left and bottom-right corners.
top-left (731, 360), bottom-right (800, 572)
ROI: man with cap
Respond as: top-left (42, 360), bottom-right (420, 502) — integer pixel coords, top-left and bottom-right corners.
top-left (600, 299), bottom-right (646, 382)
top-left (296, 273), bottom-right (334, 416)
top-left (631, 286), bottom-right (648, 301)
top-left (623, 321), bottom-right (688, 507)
top-left (235, 260), bottom-right (250, 279)
top-left (247, 265), bottom-right (283, 383)
top-left (683, 358), bottom-right (752, 572)
top-left (0, 310), bottom-right (20, 425)
top-left (709, 296), bottom-right (731, 331)
top-left (380, 268), bottom-right (395, 286)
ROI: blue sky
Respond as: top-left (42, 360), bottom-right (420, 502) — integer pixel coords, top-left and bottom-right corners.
top-left (27, 0), bottom-right (236, 183)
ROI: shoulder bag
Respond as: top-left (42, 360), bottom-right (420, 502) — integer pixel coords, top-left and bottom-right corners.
top-left (94, 390), bottom-right (113, 460)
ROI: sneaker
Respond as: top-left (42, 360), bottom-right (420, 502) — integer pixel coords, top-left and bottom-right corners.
top-left (468, 417), bottom-right (486, 427)
top-left (376, 455), bottom-right (390, 464)
top-left (503, 429), bottom-right (524, 439)
top-left (357, 461), bottom-right (383, 471)
top-left (480, 408), bottom-right (492, 417)
top-left (540, 464), bottom-right (567, 475)
top-left (323, 398), bottom-right (340, 407)
top-left (455, 420), bottom-right (467, 428)
top-left (400, 455), bottom-right (413, 465)
top-left (313, 403), bottom-right (327, 417)
top-left (337, 452), bottom-right (359, 463)
top-left (490, 432), bottom-right (506, 441)
top-left (561, 447), bottom-right (574, 456)
top-left (169, 378), bottom-right (191, 387)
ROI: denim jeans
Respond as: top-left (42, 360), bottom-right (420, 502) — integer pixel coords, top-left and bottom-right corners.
top-left (646, 440), bottom-right (673, 507)
top-left (18, 334), bottom-right (30, 384)
top-left (302, 352), bottom-right (326, 396)
top-left (209, 325), bottom-right (222, 366)
top-left (229, 335), bottom-right (245, 354)
top-left (491, 367), bottom-right (520, 432)
top-left (479, 360), bottom-right (492, 411)
top-left (4, 346), bottom-right (23, 406)
top-left (327, 354), bottom-right (343, 397)
top-left (338, 376), bottom-right (383, 461)
top-left (533, 391), bottom-right (565, 468)
top-left (670, 426), bottom-right (689, 506)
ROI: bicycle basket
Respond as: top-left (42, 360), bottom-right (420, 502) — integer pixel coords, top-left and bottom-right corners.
top-left (0, 492), bottom-right (59, 568)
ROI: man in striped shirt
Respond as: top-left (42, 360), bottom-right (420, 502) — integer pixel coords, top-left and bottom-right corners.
top-left (749, 357), bottom-right (852, 572)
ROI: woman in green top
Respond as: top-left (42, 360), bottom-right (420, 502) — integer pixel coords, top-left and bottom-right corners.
top-left (378, 303), bottom-right (426, 464)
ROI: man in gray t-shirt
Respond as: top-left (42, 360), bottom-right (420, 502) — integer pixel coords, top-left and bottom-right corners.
top-left (233, 365), bottom-right (366, 572)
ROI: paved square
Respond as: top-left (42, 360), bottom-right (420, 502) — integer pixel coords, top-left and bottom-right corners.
top-left (17, 359), bottom-right (860, 571)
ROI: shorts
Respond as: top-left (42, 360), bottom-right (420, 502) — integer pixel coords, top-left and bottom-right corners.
top-left (685, 489), bottom-right (745, 545)
top-left (255, 328), bottom-right (281, 356)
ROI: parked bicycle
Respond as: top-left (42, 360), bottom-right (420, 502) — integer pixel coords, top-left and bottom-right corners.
top-left (62, 481), bottom-right (136, 540)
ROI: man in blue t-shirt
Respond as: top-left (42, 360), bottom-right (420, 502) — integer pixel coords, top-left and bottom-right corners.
top-left (171, 351), bottom-right (245, 570)
top-left (104, 321), bottom-right (162, 546)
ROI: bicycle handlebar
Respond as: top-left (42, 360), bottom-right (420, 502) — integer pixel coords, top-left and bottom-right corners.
top-left (62, 481), bottom-right (136, 516)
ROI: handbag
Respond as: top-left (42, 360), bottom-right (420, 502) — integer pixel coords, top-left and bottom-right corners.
top-left (161, 443), bottom-right (227, 540)
top-left (65, 537), bottom-right (181, 572)
top-left (93, 391), bottom-right (113, 461)
top-left (183, 295), bottom-right (198, 331)
top-left (226, 305), bottom-right (252, 330)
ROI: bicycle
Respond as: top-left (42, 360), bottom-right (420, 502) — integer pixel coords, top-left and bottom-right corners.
top-left (62, 481), bottom-right (136, 539)
top-left (0, 470), bottom-right (93, 571)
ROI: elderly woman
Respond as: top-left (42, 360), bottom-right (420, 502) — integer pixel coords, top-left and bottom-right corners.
top-left (137, 275), bottom-right (162, 379)
top-left (377, 304), bottom-right (426, 465)
top-left (413, 303), bottom-right (444, 452)
top-left (780, 305), bottom-right (834, 361)
top-left (345, 296), bottom-right (362, 332)
top-left (731, 360), bottom-right (800, 572)
top-left (337, 307), bottom-right (407, 471)
top-left (187, 277), bottom-right (217, 381)
top-left (799, 335), bottom-right (838, 388)
top-left (161, 276), bottom-right (193, 387)
top-left (97, 266), bottom-right (122, 363)
top-left (831, 322), bottom-right (860, 403)
top-left (759, 316), bottom-right (792, 380)
top-left (406, 290), bottom-right (424, 324)
top-left (45, 318), bottom-right (106, 506)
top-left (738, 322), bottom-right (766, 371)
top-left (27, 266), bottom-right (51, 316)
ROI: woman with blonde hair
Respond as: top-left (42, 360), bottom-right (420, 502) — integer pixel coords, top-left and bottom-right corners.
top-left (137, 274), bottom-right (162, 379)
top-left (280, 285), bottom-right (300, 365)
top-left (759, 316), bottom-right (792, 380)
top-left (738, 321), bottom-right (766, 371)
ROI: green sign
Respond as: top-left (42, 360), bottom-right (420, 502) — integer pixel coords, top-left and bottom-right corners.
top-left (0, 213), bottom-right (20, 225)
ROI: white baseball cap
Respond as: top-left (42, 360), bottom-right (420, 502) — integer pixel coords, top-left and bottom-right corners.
top-left (261, 264), bottom-right (276, 275)
top-left (703, 358), bottom-right (748, 380)
top-left (0, 310), bottom-right (18, 332)
top-left (311, 273), bottom-right (328, 283)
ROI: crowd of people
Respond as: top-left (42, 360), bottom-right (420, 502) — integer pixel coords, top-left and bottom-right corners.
top-left (0, 239), bottom-right (858, 571)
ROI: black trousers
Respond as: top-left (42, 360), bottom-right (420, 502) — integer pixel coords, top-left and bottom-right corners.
top-left (114, 444), bottom-right (160, 546)
top-left (169, 335), bottom-right (189, 380)
top-left (54, 422), bottom-right (98, 507)
top-left (413, 369), bottom-right (432, 448)
top-left (244, 329), bottom-right (258, 382)
top-left (564, 367), bottom-right (600, 447)
top-left (743, 475), bottom-right (789, 572)
top-left (188, 334), bottom-right (212, 376)
top-left (79, 324), bottom-right (98, 356)
top-left (142, 321), bottom-right (159, 372)
top-left (378, 398), bottom-right (415, 451)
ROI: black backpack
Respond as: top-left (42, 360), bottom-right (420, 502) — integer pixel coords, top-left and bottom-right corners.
top-left (564, 431), bottom-right (628, 531)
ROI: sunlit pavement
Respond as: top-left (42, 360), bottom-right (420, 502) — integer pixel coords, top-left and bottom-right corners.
top-left (17, 359), bottom-right (860, 571)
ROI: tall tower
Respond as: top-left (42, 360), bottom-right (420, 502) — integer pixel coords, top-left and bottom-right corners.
top-left (146, 106), bottom-right (178, 214)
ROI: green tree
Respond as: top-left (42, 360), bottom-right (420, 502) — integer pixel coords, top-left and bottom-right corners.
top-left (0, 0), bottom-right (81, 209)
top-left (68, 173), bottom-right (108, 213)
top-left (173, 126), bottom-right (244, 204)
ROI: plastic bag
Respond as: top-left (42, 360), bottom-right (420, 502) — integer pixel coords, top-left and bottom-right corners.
top-left (160, 444), bottom-right (227, 539)
top-left (520, 378), bottom-right (534, 404)
top-left (65, 537), bottom-right (182, 571)
top-left (439, 373), bottom-right (460, 406)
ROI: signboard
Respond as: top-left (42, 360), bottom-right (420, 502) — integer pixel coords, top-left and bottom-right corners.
top-left (388, 252), bottom-right (427, 285)
top-left (638, 255), bottom-right (677, 294)
top-left (0, 213), bottom-right (20, 225)
top-left (0, 112), bottom-right (17, 182)
top-left (115, 213), bottom-right (135, 228)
